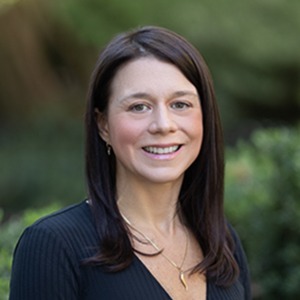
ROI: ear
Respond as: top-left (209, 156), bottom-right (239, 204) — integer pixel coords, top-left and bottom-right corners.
top-left (95, 108), bottom-right (110, 143)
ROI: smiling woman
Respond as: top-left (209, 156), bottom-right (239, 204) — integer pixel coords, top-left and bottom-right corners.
top-left (9, 26), bottom-right (251, 300)
top-left (96, 58), bottom-right (203, 185)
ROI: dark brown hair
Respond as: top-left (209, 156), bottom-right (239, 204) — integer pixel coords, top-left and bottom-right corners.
top-left (85, 26), bottom-right (239, 286)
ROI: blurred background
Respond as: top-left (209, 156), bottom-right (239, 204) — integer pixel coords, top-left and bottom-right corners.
top-left (0, 0), bottom-right (299, 299)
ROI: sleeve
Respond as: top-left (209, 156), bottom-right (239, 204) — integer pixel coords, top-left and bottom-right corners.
top-left (9, 225), bottom-right (81, 300)
top-left (230, 225), bottom-right (252, 300)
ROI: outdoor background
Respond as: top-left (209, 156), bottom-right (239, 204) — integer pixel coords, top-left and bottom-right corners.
top-left (0, 0), bottom-right (299, 299)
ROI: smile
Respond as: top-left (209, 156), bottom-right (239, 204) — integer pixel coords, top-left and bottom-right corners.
top-left (143, 145), bottom-right (181, 154)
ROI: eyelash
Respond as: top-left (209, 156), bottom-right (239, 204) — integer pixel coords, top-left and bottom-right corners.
top-left (128, 101), bottom-right (192, 113)
top-left (129, 103), bottom-right (150, 112)
top-left (171, 101), bottom-right (191, 110)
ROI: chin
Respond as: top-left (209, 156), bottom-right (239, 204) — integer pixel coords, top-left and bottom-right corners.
top-left (143, 173), bottom-right (184, 185)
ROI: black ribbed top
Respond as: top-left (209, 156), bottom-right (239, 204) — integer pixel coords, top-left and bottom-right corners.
top-left (9, 201), bottom-right (251, 299)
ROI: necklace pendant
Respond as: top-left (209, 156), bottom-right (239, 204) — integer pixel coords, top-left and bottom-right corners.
top-left (179, 271), bottom-right (188, 290)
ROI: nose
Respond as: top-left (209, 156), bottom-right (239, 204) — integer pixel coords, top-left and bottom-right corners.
top-left (148, 105), bottom-right (178, 134)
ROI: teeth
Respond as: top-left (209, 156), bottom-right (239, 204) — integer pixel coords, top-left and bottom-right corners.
top-left (144, 145), bottom-right (179, 154)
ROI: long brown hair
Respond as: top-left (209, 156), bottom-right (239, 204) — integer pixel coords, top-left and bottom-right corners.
top-left (85, 26), bottom-right (239, 286)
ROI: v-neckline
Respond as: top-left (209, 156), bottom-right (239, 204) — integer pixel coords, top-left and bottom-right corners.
top-left (133, 254), bottom-right (209, 299)
top-left (134, 255), bottom-right (172, 299)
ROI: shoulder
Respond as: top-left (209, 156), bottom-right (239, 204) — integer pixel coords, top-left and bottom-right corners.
top-left (16, 201), bottom-right (98, 259)
top-left (226, 223), bottom-right (248, 269)
top-left (29, 201), bottom-right (95, 240)
top-left (31, 200), bottom-right (92, 231)
top-left (10, 201), bottom-right (95, 299)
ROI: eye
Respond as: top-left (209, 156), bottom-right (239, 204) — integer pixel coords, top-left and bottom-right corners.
top-left (129, 103), bottom-right (150, 113)
top-left (171, 101), bottom-right (191, 110)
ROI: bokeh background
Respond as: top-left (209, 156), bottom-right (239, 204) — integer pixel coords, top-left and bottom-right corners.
top-left (0, 0), bottom-right (299, 299)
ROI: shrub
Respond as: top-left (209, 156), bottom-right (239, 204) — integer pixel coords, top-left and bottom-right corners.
top-left (225, 124), bottom-right (300, 299)
top-left (0, 204), bottom-right (61, 300)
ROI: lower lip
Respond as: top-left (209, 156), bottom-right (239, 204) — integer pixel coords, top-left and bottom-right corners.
top-left (143, 147), bottom-right (183, 160)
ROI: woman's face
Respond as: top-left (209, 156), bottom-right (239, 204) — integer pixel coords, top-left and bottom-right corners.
top-left (97, 57), bottom-right (203, 185)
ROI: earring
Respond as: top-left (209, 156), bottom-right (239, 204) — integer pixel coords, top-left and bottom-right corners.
top-left (106, 143), bottom-right (111, 156)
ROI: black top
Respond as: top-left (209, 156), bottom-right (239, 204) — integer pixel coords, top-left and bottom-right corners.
top-left (9, 201), bottom-right (251, 299)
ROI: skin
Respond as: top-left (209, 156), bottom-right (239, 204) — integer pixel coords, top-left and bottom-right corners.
top-left (98, 57), bottom-right (202, 190)
top-left (97, 57), bottom-right (206, 299)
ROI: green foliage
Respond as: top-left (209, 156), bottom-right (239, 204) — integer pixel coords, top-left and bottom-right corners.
top-left (0, 204), bottom-right (61, 300)
top-left (2, 0), bottom-right (299, 131)
top-left (225, 124), bottom-right (300, 299)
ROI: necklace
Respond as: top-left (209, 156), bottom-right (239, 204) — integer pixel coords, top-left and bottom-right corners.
top-left (121, 213), bottom-right (190, 290)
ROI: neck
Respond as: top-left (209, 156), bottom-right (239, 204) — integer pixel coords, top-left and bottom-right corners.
top-left (117, 179), bottom-right (182, 235)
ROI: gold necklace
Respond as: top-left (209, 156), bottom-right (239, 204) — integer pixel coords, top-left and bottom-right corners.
top-left (121, 214), bottom-right (190, 290)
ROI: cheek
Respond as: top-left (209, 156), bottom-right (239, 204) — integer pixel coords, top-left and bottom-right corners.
top-left (189, 118), bottom-right (203, 158)
top-left (188, 112), bottom-right (203, 143)
top-left (109, 117), bottom-right (143, 148)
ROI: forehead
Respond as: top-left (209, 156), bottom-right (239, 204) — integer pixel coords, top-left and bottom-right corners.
top-left (109, 57), bottom-right (197, 98)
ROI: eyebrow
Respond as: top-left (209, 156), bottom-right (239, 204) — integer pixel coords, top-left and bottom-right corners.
top-left (172, 91), bottom-right (199, 98)
top-left (119, 90), bottom-right (199, 103)
top-left (120, 92), bottom-right (152, 103)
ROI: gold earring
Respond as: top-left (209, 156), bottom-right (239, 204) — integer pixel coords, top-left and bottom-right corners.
top-left (106, 143), bottom-right (111, 156)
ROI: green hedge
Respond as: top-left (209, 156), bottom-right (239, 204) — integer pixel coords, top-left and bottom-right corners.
top-left (225, 124), bottom-right (300, 299)
top-left (0, 124), bottom-right (299, 299)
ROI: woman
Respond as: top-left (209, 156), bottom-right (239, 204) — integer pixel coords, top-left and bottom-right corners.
top-left (10, 26), bottom-right (251, 299)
